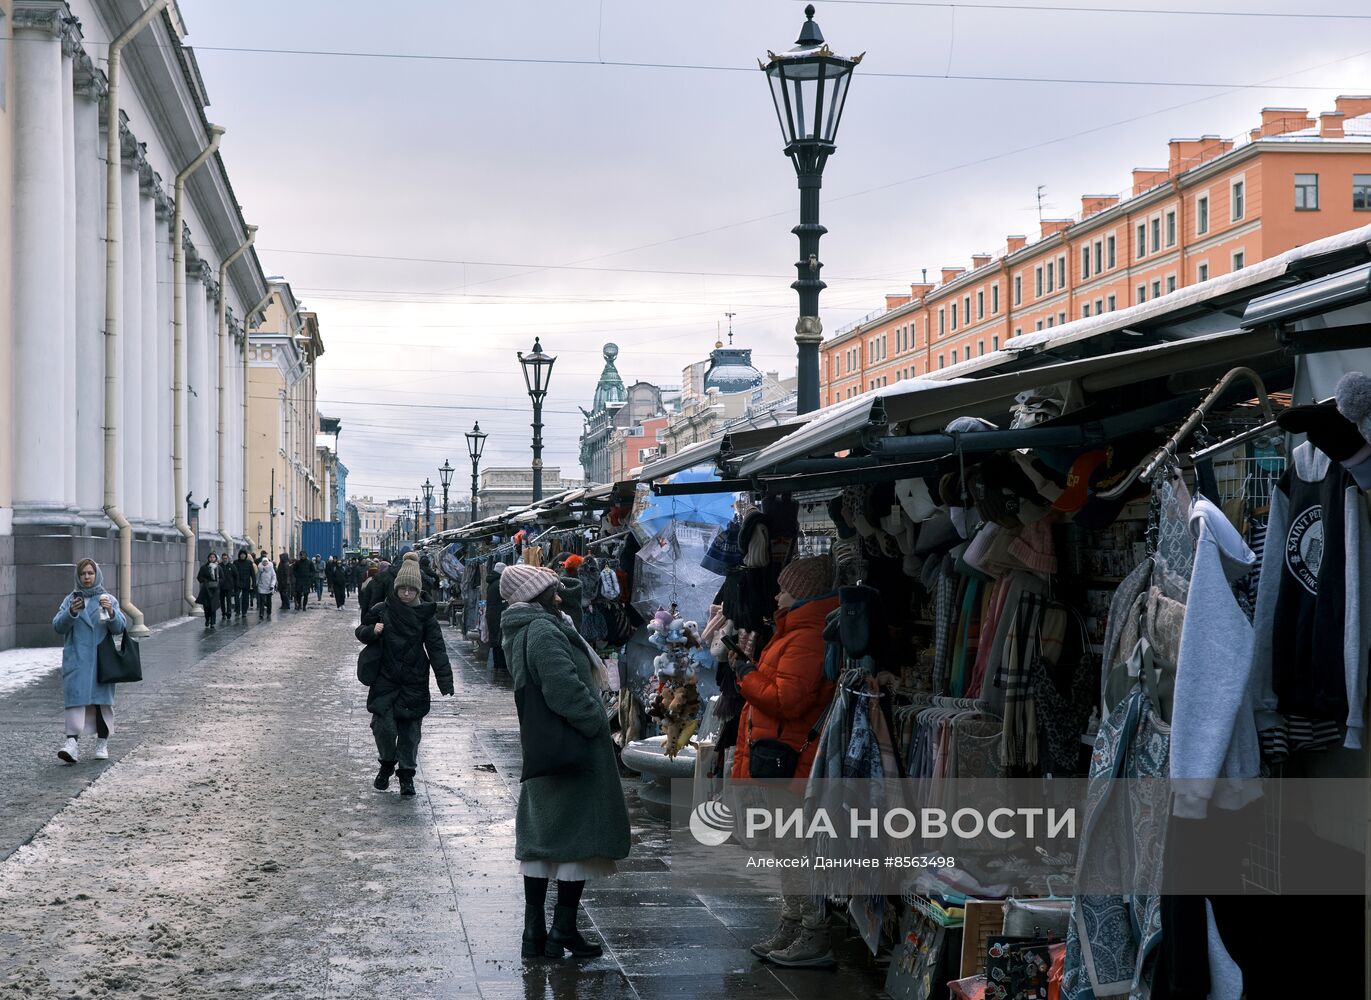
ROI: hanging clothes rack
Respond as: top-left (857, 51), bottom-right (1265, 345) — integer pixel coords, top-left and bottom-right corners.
top-left (1189, 394), bottom-right (1334, 461)
top-left (1098, 366), bottom-right (1278, 499)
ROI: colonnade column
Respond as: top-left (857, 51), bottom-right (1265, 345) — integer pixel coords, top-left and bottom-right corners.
top-left (156, 195), bottom-right (174, 527)
top-left (119, 129), bottom-right (144, 524)
top-left (203, 279), bottom-right (219, 536)
top-left (72, 55), bottom-right (106, 522)
top-left (61, 33), bottom-right (78, 515)
top-left (10, 2), bottom-right (73, 524)
top-left (139, 168), bottom-right (159, 527)
top-left (186, 258), bottom-right (207, 537)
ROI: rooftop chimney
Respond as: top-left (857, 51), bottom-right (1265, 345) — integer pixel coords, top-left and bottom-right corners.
top-left (1335, 95), bottom-right (1371, 119)
top-left (1006, 235), bottom-right (1028, 254)
top-left (1320, 112), bottom-right (1346, 139)
top-left (1040, 219), bottom-right (1071, 240)
top-left (940, 267), bottom-right (966, 285)
top-left (909, 282), bottom-right (935, 300)
top-left (971, 254), bottom-right (992, 269)
top-left (1257, 107), bottom-right (1313, 137)
top-left (885, 294), bottom-right (912, 311)
top-left (1131, 168), bottom-right (1169, 196)
top-left (1080, 194), bottom-right (1120, 218)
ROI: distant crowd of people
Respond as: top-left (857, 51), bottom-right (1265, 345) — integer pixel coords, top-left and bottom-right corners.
top-left (194, 550), bottom-right (371, 631)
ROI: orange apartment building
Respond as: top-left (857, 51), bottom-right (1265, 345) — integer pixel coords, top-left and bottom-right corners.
top-left (820, 98), bottom-right (1371, 405)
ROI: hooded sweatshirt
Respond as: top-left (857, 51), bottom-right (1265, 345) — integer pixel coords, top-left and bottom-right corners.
top-left (1171, 497), bottom-right (1261, 818)
top-left (1250, 442), bottom-right (1371, 750)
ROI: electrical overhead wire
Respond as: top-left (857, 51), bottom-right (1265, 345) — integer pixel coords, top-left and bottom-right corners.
top-left (808, 0), bottom-right (1371, 19)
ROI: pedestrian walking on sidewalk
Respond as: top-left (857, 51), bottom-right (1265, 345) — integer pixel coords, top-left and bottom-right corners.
top-left (197, 552), bottom-right (223, 632)
top-left (327, 556), bottom-right (346, 608)
top-left (215, 551), bottom-right (234, 622)
top-left (358, 562), bottom-right (381, 619)
top-left (312, 554), bottom-right (325, 603)
top-left (293, 551), bottom-right (314, 610)
top-left (356, 552), bottom-right (453, 798)
top-left (499, 564), bottom-right (630, 961)
top-left (276, 551), bottom-right (293, 613)
top-left (51, 559), bottom-right (126, 764)
top-left (255, 553), bottom-right (277, 620)
top-left (233, 549), bottom-right (255, 621)
top-left (486, 562), bottom-right (508, 672)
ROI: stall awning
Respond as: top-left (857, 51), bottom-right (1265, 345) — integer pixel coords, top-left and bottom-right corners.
top-left (737, 326), bottom-right (1289, 477)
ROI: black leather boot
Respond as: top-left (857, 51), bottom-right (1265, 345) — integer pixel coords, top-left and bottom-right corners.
top-left (545, 904), bottom-right (603, 958)
top-left (522, 902), bottom-right (548, 958)
top-left (373, 760), bottom-right (395, 791)
top-left (396, 768), bottom-right (416, 797)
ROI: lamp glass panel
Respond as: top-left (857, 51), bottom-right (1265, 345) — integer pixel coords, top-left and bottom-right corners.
top-left (822, 66), bottom-right (852, 142)
top-left (767, 65), bottom-right (792, 144)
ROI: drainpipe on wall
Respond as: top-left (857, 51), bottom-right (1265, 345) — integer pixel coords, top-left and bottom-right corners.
top-left (172, 126), bottom-right (225, 611)
top-left (217, 224), bottom-right (256, 550)
top-left (103, 0), bottom-right (171, 638)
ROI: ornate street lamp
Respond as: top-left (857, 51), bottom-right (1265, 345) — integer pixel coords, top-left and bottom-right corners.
top-left (412, 495), bottom-right (421, 543)
top-left (761, 4), bottom-right (861, 414)
top-left (439, 458), bottom-right (454, 533)
top-left (464, 421), bottom-right (487, 525)
top-left (422, 478), bottom-right (435, 538)
top-left (517, 338), bottom-right (557, 502)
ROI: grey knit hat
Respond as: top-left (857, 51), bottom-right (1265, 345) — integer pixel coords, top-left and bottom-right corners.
top-left (395, 551), bottom-right (422, 593)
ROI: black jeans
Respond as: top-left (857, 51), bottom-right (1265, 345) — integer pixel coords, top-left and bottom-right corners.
top-left (204, 596), bottom-right (218, 627)
top-left (333, 585), bottom-right (346, 608)
top-left (294, 587), bottom-right (309, 610)
top-left (258, 593), bottom-right (272, 619)
top-left (237, 587), bottom-right (252, 617)
top-left (371, 711), bottom-right (423, 770)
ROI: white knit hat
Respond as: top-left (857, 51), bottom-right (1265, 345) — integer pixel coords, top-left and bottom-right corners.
top-left (499, 564), bottom-right (559, 604)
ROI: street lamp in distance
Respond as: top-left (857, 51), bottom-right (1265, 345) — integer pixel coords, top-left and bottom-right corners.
top-left (422, 478), bottom-right (435, 538)
top-left (517, 338), bottom-right (556, 502)
top-left (761, 4), bottom-right (861, 415)
top-left (464, 421), bottom-right (487, 525)
top-left (439, 459), bottom-right (454, 534)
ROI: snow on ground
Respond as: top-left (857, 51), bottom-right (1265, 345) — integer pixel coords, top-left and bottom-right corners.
top-left (0, 648), bottom-right (63, 698)
top-left (0, 615), bottom-right (196, 698)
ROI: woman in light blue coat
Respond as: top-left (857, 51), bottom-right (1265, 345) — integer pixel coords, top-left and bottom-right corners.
top-left (51, 558), bottom-right (126, 764)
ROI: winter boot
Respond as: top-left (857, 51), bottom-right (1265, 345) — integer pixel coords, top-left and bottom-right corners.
top-left (93, 738), bottom-right (110, 760)
top-left (373, 760), bottom-right (396, 791)
top-left (522, 902), bottom-right (548, 958)
top-left (750, 917), bottom-right (800, 959)
top-left (57, 737), bottom-right (79, 764)
top-left (766, 924), bottom-right (836, 969)
top-left (396, 768), bottom-right (416, 797)
top-left (545, 904), bottom-right (603, 959)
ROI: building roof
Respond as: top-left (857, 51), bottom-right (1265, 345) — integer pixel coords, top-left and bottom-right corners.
top-left (703, 345), bottom-right (764, 394)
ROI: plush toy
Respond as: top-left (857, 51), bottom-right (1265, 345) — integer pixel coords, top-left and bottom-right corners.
top-left (662, 680), bottom-right (702, 757)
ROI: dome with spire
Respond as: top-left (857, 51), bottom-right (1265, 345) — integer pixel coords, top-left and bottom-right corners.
top-left (590, 343), bottom-right (627, 413)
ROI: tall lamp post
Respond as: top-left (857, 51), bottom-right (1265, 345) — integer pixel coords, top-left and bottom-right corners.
top-left (439, 459), bottom-right (453, 533)
top-left (517, 338), bottom-right (556, 502)
top-left (422, 478), bottom-right (435, 538)
top-left (762, 4), bottom-right (861, 414)
top-left (412, 496), bottom-right (421, 543)
top-left (465, 421), bottom-right (487, 525)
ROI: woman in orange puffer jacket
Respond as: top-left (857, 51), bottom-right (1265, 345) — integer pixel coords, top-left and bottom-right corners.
top-left (730, 555), bottom-right (839, 971)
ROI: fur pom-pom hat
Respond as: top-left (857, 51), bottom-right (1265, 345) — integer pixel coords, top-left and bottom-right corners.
top-left (1335, 371), bottom-right (1371, 444)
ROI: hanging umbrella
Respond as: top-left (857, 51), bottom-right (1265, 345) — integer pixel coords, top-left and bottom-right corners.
top-left (631, 466), bottom-right (738, 543)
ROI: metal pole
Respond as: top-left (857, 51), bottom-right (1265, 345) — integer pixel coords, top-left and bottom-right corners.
top-left (793, 168), bottom-right (827, 414)
top-left (441, 484), bottom-right (449, 534)
top-left (471, 456), bottom-right (479, 524)
top-left (531, 395), bottom-right (544, 502)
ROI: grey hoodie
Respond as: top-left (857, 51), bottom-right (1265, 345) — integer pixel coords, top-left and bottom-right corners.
top-left (1171, 497), bottom-right (1261, 819)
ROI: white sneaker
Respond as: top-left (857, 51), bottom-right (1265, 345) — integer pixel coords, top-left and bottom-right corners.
top-left (58, 737), bottom-right (79, 764)
top-left (94, 738), bottom-right (110, 760)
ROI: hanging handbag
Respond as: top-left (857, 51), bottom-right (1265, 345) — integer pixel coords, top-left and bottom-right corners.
top-left (746, 711), bottom-right (820, 780)
top-left (357, 607), bottom-right (387, 686)
top-left (96, 630), bottom-right (143, 684)
top-left (512, 630), bottom-right (594, 781)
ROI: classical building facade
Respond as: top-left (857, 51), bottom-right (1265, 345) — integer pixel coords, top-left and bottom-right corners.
top-left (477, 468), bottom-right (584, 515)
top-left (0, 0), bottom-right (274, 647)
top-left (246, 285), bottom-right (324, 559)
top-left (820, 98), bottom-right (1371, 404)
top-left (353, 497), bottom-right (388, 552)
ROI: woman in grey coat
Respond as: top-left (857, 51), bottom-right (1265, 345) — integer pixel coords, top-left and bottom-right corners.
top-left (499, 564), bottom-right (630, 960)
top-left (52, 558), bottom-right (127, 764)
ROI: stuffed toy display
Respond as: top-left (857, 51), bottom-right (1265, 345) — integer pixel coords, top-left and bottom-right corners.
top-left (644, 607), bottom-right (714, 757)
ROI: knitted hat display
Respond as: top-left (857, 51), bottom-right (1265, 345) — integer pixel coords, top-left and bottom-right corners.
top-left (395, 552), bottom-right (423, 593)
top-left (777, 555), bottom-right (833, 602)
top-left (1008, 518), bottom-right (1058, 576)
top-left (894, 476), bottom-right (938, 522)
top-left (1336, 371), bottom-right (1371, 444)
top-left (562, 553), bottom-right (585, 574)
top-left (828, 495), bottom-right (857, 539)
top-left (499, 563), bottom-right (560, 603)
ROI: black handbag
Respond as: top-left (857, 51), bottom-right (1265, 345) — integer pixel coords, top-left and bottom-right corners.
top-left (746, 712), bottom-right (818, 780)
top-left (357, 608), bottom-right (387, 686)
top-left (96, 630), bottom-right (143, 684)
top-left (516, 679), bottom-right (593, 782)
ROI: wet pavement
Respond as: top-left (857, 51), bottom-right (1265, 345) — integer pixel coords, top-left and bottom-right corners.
top-left (0, 600), bottom-right (888, 999)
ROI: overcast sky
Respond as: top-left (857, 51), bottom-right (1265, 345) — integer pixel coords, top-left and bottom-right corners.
top-left (177, 0), bottom-right (1371, 502)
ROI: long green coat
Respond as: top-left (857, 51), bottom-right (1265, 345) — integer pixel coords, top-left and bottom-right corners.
top-left (501, 603), bottom-right (631, 863)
